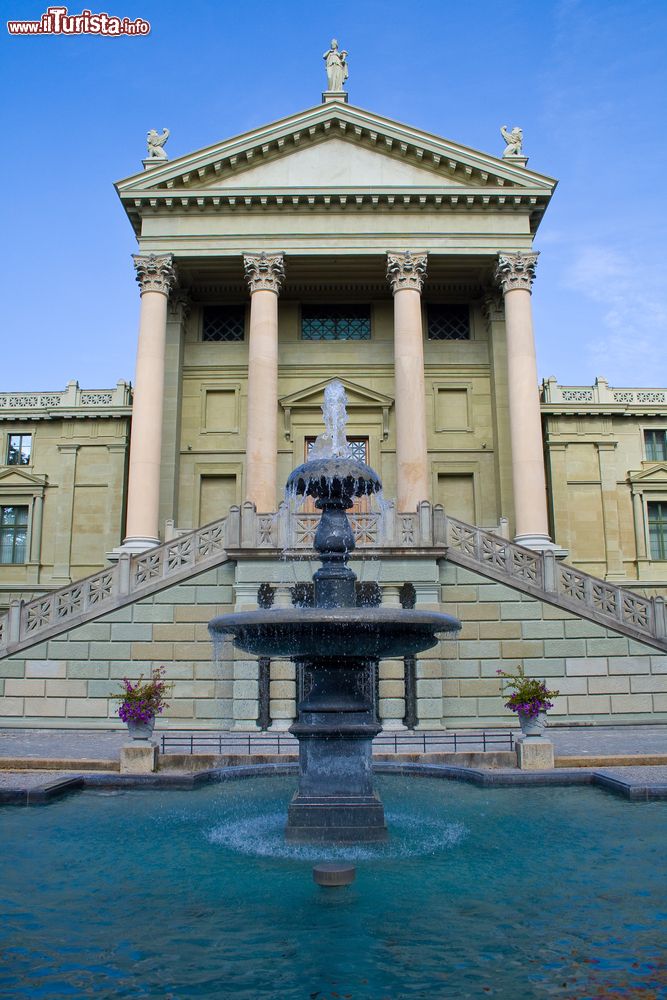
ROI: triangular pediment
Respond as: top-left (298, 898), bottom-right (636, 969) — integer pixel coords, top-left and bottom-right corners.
top-left (280, 379), bottom-right (393, 442)
top-left (629, 463), bottom-right (667, 484)
top-left (280, 378), bottom-right (393, 410)
top-left (117, 102), bottom-right (556, 199)
top-left (0, 468), bottom-right (47, 488)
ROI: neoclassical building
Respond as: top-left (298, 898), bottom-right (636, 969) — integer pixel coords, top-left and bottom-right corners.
top-left (0, 69), bottom-right (665, 730)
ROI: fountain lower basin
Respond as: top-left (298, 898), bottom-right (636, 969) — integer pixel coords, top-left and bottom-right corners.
top-left (210, 607), bottom-right (459, 660)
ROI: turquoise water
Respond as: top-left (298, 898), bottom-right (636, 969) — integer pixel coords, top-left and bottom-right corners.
top-left (2, 776), bottom-right (666, 999)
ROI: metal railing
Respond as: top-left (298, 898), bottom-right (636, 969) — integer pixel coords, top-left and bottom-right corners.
top-left (159, 729), bottom-right (516, 755)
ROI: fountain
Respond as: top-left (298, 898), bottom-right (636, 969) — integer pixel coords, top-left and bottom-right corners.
top-left (210, 382), bottom-right (461, 842)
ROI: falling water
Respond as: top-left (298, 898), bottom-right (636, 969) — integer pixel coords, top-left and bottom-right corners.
top-left (308, 379), bottom-right (352, 459)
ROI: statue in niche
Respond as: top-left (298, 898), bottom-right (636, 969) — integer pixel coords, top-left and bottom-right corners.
top-left (500, 125), bottom-right (523, 158)
top-left (323, 39), bottom-right (348, 91)
top-left (146, 128), bottom-right (170, 160)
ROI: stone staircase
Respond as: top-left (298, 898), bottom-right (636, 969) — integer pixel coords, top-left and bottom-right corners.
top-left (0, 502), bottom-right (665, 658)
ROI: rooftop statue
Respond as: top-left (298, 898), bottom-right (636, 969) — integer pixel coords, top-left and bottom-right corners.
top-left (146, 128), bottom-right (170, 161)
top-left (500, 125), bottom-right (523, 158)
top-left (323, 39), bottom-right (348, 92)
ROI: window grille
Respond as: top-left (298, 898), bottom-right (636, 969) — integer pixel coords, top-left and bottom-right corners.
top-left (7, 434), bottom-right (32, 465)
top-left (305, 437), bottom-right (370, 514)
top-left (645, 430), bottom-right (667, 462)
top-left (648, 502), bottom-right (667, 560)
top-left (307, 437), bottom-right (368, 463)
top-left (0, 505), bottom-right (28, 564)
top-left (427, 304), bottom-right (470, 341)
top-left (301, 305), bottom-right (371, 341)
top-left (202, 305), bottom-right (245, 342)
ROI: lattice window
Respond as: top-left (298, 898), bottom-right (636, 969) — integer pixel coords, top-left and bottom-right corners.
top-left (427, 304), bottom-right (470, 341)
top-left (301, 305), bottom-right (371, 341)
top-left (0, 505), bottom-right (28, 563)
top-left (645, 430), bottom-right (667, 462)
top-left (648, 502), bottom-right (667, 560)
top-left (305, 437), bottom-right (370, 515)
top-left (202, 305), bottom-right (245, 342)
top-left (6, 434), bottom-right (32, 465)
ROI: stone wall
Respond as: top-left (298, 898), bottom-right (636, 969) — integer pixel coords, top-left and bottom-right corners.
top-left (439, 563), bottom-right (667, 726)
top-left (0, 554), bottom-right (665, 730)
top-left (0, 565), bottom-right (235, 729)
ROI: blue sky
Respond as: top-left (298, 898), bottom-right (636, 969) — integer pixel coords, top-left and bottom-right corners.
top-left (2, 0), bottom-right (666, 390)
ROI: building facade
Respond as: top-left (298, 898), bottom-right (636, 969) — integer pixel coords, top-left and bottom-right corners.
top-left (0, 81), bottom-right (665, 730)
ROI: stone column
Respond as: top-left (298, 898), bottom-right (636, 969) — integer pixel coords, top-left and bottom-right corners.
top-left (52, 444), bottom-right (79, 582)
top-left (29, 492), bottom-right (44, 564)
top-left (632, 491), bottom-right (648, 561)
top-left (243, 252), bottom-right (285, 513)
top-left (597, 442), bottom-right (624, 580)
top-left (495, 251), bottom-right (551, 549)
top-left (123, 253), bottom-right (177, 551)
top-left (387, 251), bottom-right (430, 512)
top-left (105, 443), bottom-right (128, 556)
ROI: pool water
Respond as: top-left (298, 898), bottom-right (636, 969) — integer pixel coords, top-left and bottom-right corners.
top-left (2, 776), bottom-right (666, 999)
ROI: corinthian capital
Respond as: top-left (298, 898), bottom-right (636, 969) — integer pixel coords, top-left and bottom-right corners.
top-left (243, 252), bottom-right (285, 294)
top-left (133, 253), bottom-right (177, 296)
top-left (386, 250), bottom-right (428, 294)
top-left (495, 251), bottom-right (539, 294)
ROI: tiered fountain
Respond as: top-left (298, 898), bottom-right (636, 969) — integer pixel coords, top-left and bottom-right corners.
top-left (210, 382), bottom-right (460, 842)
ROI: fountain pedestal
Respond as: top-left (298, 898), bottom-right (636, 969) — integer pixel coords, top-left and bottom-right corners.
top-left (209, 380), bottom-right (461, 844)
top-left (287, 657), bottom-right (386, 842)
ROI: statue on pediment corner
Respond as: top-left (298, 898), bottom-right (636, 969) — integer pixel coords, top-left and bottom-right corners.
top-left (500, 125), bottom-right (523, 158)
top-left (324, 39), bottom-right (348, 92)
top-left (146, 128), bottom-right (170, 161)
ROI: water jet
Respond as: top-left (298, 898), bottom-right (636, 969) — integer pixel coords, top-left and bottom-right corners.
top-left (210, 381), bottom-right (461, 843)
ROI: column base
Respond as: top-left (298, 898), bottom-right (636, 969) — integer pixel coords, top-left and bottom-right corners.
top-left (513, 533), bottom-right (567, 558)
top-left (107, 536), bottom-right (161, 561)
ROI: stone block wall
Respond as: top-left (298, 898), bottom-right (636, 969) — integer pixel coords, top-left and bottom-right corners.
top-left (0, 565), bottom-right (237, 729)
top-left (439, 563), bottom-right (666, 726)
top-left (0, 555), bottom-right (665, 730)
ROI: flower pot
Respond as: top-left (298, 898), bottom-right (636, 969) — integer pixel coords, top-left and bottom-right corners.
top-left (126, 717), bottom-right (155, 741)
top-left (518, 711), bottom-right (547, 738)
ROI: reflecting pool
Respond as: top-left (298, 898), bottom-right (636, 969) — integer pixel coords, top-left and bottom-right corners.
top-left (2, 776), bottom-right (666, 998)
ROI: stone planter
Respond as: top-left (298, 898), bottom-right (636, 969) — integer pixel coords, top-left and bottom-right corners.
top-left (126, 717), bottom-right (155, 741)
top-left (518, 711), bottom-right (547, 738)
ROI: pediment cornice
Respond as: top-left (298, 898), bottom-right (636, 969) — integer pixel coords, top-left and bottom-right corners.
top-left (628, 463), bottom-right (667, 485)
top-left (116, 103), bottom-right (556, 236)
top-left (0, 468), bottom-right (47, 489)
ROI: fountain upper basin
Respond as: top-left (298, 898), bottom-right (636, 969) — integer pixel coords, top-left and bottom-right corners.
top-left (209, 607), bottom-right (460, 660)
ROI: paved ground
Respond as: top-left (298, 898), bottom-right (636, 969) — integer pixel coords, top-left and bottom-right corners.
top-left (1, 726), bottom-right (666, 805)
top-left (1, 724), bottom-right (666, 760)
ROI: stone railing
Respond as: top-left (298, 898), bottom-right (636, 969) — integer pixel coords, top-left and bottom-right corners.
top-left (0, 520), bottom-right (227, 657)
top-left (1, 502), bottom-right (665, 657)
top-left (0, 380), bottom-right (132, 417)
top-left (541, 376), bottom-right (667, 408)
top-left (437, 514), bottom-right (666, 650)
